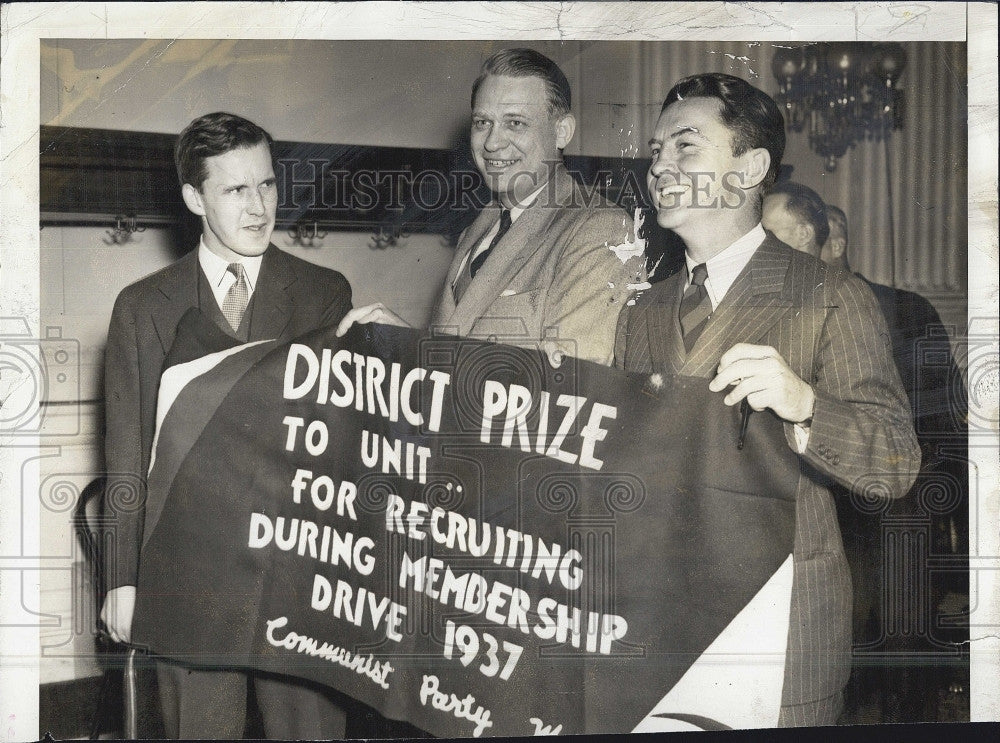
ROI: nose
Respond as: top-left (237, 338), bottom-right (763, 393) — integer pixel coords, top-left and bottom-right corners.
top-left (245, 187), bottom-right (266, 216)
top-left (649, 150), bottom-right (673, 180)
top-left (483, 123), bottom-right (507, 152)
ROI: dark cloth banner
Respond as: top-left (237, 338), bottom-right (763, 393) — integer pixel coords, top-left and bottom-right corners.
top-left (132, 319), bottom-right (799, 736)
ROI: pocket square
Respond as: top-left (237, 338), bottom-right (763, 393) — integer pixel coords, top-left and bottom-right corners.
top-left (500, 289), bottom-right (518, 297)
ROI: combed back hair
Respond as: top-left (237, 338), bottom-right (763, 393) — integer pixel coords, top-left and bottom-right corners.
top-left (662, 73), bottom-right (785, 190)
top-left (175, 112), bottom-right (274, 191)
top-left (826, 204), bottom-right (849, 246)
top-left (768, 181), bottom-right (831, 248)
top-left (471, 47), bottom-right (572, 118)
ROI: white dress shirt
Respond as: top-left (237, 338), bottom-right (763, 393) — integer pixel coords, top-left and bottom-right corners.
top-left (452, 182), bottom-right (547, 286)
top-left (683, 223), bottom-right (811, 450)
top-left (683, 223), bottom-right (766, 310)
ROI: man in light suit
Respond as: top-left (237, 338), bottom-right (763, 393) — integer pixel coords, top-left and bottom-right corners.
top-left (100, 112), bottom-right (352, 738)
top-left (339, 48), bottom-right (642, 365)
top-left (615, 73), bottom-right (920, 726)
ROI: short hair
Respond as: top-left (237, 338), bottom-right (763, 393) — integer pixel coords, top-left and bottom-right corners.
top-left (175, 112), bottom-right (274, 191)
top-left (662, 73), bottom-right (785, 190)
top-left (826, 204), bottom-right (849, 246)
top-left (471, 47), bottom-right (572, 117)
top-left (768, 181), bottom-right (831, 248)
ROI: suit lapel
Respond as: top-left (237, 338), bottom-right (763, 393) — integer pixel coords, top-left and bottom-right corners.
top-left (248, 245), bottom-right (294, 341)
top-left (151, 251), bottom-right (200, 356)
top-left (443, 168), bottom-right (572, 333)
top-left (431, 206), bottom-right (498, 327)
top-left (647, 269), bottom-right (687, 375)
top-left (681, 236), bottom-right (794, 376)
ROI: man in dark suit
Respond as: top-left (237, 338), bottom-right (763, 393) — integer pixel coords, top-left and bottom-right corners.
top-left (338, 48), bottom-right (642, 366)
top-left (99, 112), bottom-right (352, 738)
top-left (822, 204), bottom-right (967, 483)
top-left (821, 205), bottom-right (969, 717)
top-left (615, 73), bottom-right (920, 726)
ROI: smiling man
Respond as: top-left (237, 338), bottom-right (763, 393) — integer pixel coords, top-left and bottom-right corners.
top-left (339, 48), bottom-right (643, 366)
top-left (100, 112), bottom-right (352, 738)
top-left (615, 74), bottom-right (920, 726)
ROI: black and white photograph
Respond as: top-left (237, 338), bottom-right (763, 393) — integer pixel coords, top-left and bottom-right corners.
top-left (1, 2), bottom-right (997, 740)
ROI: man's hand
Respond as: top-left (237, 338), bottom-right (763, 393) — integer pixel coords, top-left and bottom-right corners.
top-left (100, 585), bottom-right (137, 644)
top-left (539, 340), bottom-right (565, 369)
top-left (335, 303), bottom-right (411, 337)
top-left (709, 343), bottom-right (815, 423)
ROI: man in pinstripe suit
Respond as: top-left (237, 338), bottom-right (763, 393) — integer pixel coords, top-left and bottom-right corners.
top-left (615, 73), bottom-right (920, 726)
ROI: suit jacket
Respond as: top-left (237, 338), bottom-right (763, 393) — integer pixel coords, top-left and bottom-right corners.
top-left (430, 166), bottom-right (644, 365)
top-left (102, 245), bottom-right (352, 590)
top-left (615, 234), bottom-right (920, 706)
top-left (861, 277), bottom-right (967, 469)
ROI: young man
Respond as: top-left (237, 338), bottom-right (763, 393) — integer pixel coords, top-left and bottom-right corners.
top-left (100, 112), bottom-right (352, 738)
top-left (339, 48), bottom-right (643, 366)
top-left (615, 73), bottom-right (920, 726)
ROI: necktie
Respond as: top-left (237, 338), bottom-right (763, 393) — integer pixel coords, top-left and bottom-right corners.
top-left (470, 208), bottom-right (512, 278)
top-left (678, 263), bottom-right (711, 352)
top-left (221, 262), bottom-right (249, 333)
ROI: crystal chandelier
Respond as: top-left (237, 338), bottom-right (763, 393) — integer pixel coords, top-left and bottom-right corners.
top-left (771, 43), bottom-right (907, 172)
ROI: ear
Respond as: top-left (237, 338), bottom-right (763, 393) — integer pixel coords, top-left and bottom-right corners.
top-left (798, 222), bottom-right (816, 252)
top-left (181, 183), bottom-right (206, 217)
top-left (830, 237), bottom-right (847, 259)
top-left (741, 147), bottom-right (771, 190)
top-left (554, 112), bottom-right (576, 150)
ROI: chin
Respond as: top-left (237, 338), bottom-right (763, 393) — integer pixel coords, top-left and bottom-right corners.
top-left (654, 208), bottom-right (685, 231)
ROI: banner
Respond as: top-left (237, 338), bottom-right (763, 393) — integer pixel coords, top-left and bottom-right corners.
top-left (132, 320), bottom-right (800, 736)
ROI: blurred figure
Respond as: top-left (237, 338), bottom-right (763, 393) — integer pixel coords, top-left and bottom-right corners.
top-left (762, 181), bottom-right (829, 258)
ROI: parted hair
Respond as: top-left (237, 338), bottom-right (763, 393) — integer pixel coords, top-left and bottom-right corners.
top-left (662, 73), bottom-right (785, 190)
top-left (471, 48), bottom-right (572, 117)
top-left (175, 112), bottom-right (274, 190)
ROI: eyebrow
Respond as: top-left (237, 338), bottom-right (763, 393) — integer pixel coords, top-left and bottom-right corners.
top-left (649, 125), bottom-right (707, 148)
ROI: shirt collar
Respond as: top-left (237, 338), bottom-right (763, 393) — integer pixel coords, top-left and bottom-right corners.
top-left (505, 181), bottom-right (547, 223)
top-left (198, 237), bottom-right (263, 293)
top-left (685, 223), bottom-right (766, 308)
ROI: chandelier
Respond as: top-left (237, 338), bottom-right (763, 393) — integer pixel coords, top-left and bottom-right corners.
top-left (771, 43), bottom-right (907, 171)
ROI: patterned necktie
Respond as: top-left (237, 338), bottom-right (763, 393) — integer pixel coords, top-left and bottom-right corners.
top-left (678, 263), bottom-right (711, 352)
top-left (220, 262), bottom-right (249, 333)
top-left (470, 208), bottom-right (512, 278)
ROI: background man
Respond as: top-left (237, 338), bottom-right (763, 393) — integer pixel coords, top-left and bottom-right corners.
top-left (762, 180), bottom-right (829, 258)
top-left (339, 48), bottom-right (643, 365)
top-left (615, 73), bottom-right (920, 726)
top-left (100, 112), bottom-right (353, 738)
top-left (821, 204), bottom-right (969, 719)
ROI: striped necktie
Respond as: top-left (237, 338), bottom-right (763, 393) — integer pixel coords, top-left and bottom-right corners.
top-left (678, 263), bottom-right (711, 352)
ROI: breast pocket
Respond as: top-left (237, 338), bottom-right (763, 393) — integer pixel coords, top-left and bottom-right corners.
top-left (470, 288), bottom-right (542, 343)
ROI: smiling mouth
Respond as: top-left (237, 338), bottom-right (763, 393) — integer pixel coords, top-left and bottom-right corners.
top-left (654, 183), bottom-right (689, 207)
top-left (243, 224), bottom-right (268, 232)
top-left (483, 158), bottom-right (519, 168)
